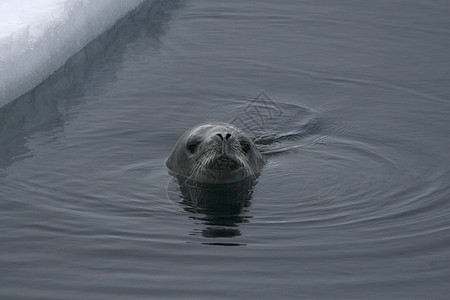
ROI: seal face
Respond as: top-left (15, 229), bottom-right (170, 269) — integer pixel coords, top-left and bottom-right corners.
top-left (166, 123), bottom-right (264, 184)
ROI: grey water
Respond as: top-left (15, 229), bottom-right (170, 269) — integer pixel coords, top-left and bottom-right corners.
top-left (1, 0), bottom-right (450, 298)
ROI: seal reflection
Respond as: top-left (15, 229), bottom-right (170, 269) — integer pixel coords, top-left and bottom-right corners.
top-left (173, 174), bottom-right (256, 239)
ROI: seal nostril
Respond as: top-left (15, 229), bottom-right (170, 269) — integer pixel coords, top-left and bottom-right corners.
top-left (216, 133), bottom-right (223, 140)
top-left (225, 133), bottom-right (231, 140)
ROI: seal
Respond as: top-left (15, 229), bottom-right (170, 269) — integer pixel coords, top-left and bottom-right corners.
top-left (166, 123), bottom-right (264, 184)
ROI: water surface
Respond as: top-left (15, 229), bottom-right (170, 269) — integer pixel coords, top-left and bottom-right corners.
top-left (1, 0), bottom-right (449, 299)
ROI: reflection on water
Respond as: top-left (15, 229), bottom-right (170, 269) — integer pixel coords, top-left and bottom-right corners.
top-left (168, 174), bottom-right (255, 240)
top-left (0, 0), bottom-right (179, 170)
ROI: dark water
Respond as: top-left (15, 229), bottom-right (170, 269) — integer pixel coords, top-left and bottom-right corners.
top-left (1, 0), bottom-right (450, 299)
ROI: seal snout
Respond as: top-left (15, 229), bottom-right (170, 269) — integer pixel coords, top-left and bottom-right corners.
top-left (214, 132), bottom-right (235, 145)
top-left (213, 131), bottom-right (238, 155)
top-left (216, 133), bottom-right (232, 141)
top-left (208, 154), bottom-right (240, 171)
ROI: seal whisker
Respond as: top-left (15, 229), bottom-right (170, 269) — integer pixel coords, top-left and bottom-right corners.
top-left (189, 148), bottom-right (215, 180)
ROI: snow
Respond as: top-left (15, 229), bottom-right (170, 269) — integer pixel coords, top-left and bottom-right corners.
top-left (0, 0), bottom-right (151, 107)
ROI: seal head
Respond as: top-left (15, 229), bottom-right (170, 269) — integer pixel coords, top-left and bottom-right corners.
top-left (166, 123), bottom-right (264, 184)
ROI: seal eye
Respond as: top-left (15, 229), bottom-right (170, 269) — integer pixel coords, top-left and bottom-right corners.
top-left (240, 140), bottom-right (251, 154)
top-left (187, 142), bottom-right (199, 154)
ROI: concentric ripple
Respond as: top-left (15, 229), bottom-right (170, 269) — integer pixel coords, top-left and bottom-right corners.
top-left (254, 110), bottom-right (450, 250)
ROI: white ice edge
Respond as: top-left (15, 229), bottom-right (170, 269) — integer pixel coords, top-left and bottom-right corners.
top-left (0, 0), bottom-right (152, 107)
